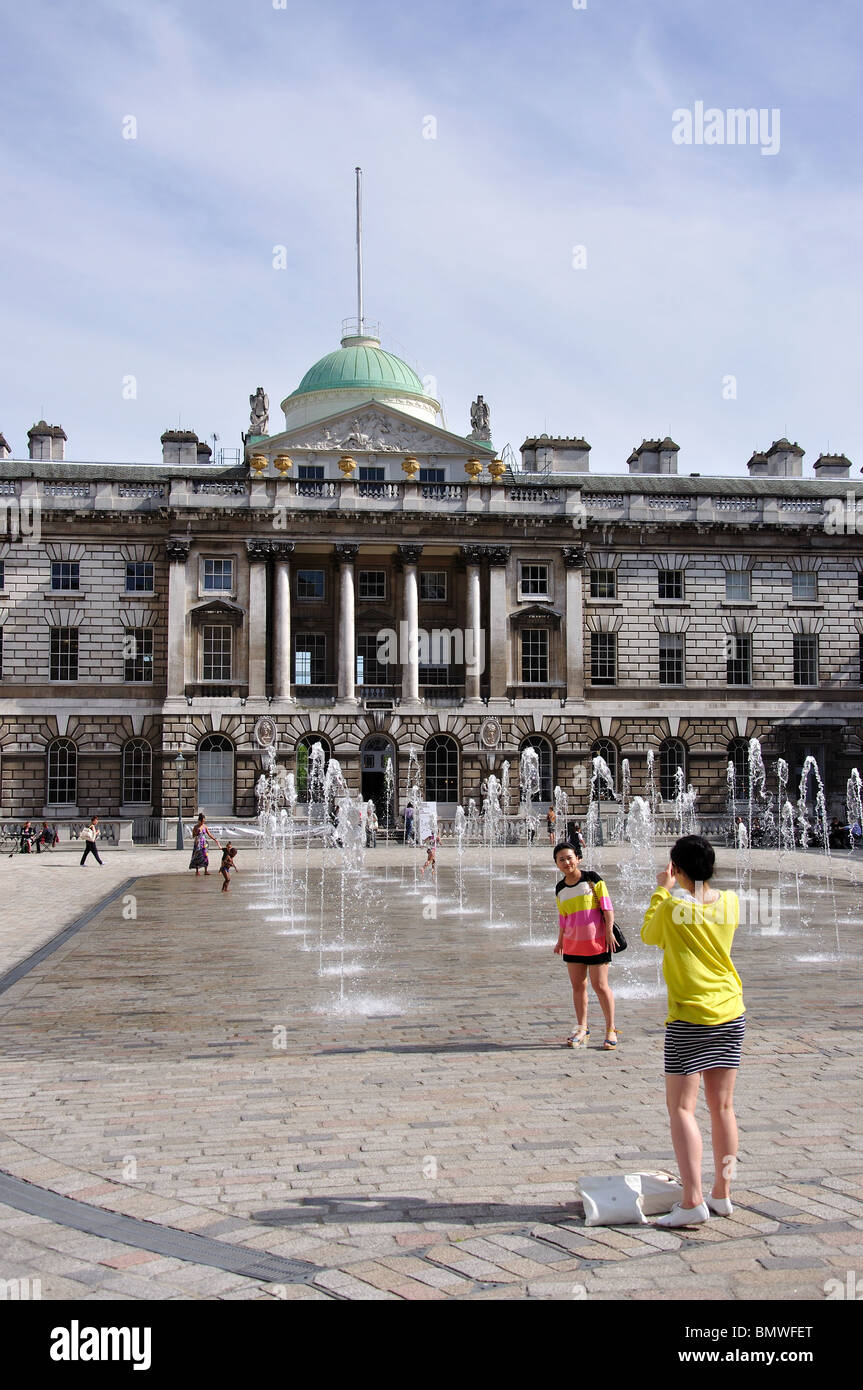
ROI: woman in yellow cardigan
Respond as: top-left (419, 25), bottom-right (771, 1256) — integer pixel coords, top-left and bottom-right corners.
top-left (641, 835), bottom-right (744, 1228)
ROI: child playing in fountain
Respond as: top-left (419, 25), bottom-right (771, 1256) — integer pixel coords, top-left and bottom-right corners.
top-left (552, 841), bottom-right (619, 1049)
top-left (419, 833), bottom-right (439, 879)
top-left (219, 843), bottom-right (239, 892)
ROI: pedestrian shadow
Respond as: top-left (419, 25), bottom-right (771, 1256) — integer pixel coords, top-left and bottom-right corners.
top-left (251, 1193), bottom-right (584, 1227)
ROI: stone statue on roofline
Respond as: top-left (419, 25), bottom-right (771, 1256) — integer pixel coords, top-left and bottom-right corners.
top-left (249, 387), bottom-right (269, 437)
top-left (469, 394), bottom-right (491, 441)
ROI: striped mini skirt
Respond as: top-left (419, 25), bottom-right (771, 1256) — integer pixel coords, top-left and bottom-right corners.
top-left (664, 1015), bottom-right (745, 1075)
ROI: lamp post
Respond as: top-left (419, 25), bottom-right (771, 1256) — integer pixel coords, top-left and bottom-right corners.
top-left (175, 752), bottom-right (186, 850)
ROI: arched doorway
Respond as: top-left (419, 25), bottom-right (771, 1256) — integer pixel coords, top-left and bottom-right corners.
top-left (361, 736), bottom-right (396, 827)
top-left (197, 734), bottom-right (234, 814)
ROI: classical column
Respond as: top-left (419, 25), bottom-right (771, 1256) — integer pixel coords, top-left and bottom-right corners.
top-left (335, 543), bottom-right (358, 703)
top-left (271, 541), bottom-right (295, 701)
top-left (246, 539), bottom-right (270, 699)
top-left (165, 539), bottom-right (190, 698)
top-left (460, 545), bottom-right (485, 705)
top-left (562, 546), bottom-right (585, 701)
top-left (397, 544), bottom-right (423, 703)
top-left (486, 546), bottom-right (511, 702)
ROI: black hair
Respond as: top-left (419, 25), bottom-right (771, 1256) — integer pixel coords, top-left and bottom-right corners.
top-left (553, 840), bottom-right (582, 862)
top-left (670, 834), bottom-right (715, 882)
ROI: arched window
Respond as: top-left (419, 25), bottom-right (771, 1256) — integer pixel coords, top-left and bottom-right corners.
top-left (727, 738), bottom-right (749, 798)
top-left (47, 738), bottom-right (77, 806)
top-left (296, 735), bottom-right (331, 803)
top-left (197, 734), bottom-right (234, 813)
top-left (659, 739), bottom-right (687, 802)
top-left (425, 735), bottom-right (459, 804)
top-left (591, 739), bottom-right (619, 799)
top-left (122, 740), bottom-right (152, 805)
top-left (519, 735), bottom-right (554, 804)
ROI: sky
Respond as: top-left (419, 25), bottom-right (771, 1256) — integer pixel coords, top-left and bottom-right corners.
top-left (0, 0), bottom-right (861, 475)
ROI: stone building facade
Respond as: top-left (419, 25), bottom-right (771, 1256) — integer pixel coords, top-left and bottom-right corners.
top-left (1, 340), bottom-right (861, 826)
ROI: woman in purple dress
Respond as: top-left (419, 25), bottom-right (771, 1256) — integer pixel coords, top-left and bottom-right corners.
top-left (189, 813), bottom-right (220, 877)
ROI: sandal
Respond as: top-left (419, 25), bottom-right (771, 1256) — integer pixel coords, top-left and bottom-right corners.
top-left (602, 1030), bottom-right (621, 1050)
top-left (566, 1027), bottom-right (590, 1047)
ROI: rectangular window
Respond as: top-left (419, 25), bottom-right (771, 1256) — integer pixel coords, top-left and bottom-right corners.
top-left (359, 466), bottom-right (384, 482)
top-left (50, 627), bottom-right (78, 681)
top-left (658, 633), bottom-right (685, 684)
top-left (420, 571), bottom-right (447, 602)
top-left (357, 570), bottom-right (386, 600)
top-left (419, 664), bottom-right (450, 685)
top-left (725, 571), bottom-right (751, 602)
top-left (0, 560), bottom-right (5, 589)
top-left (792, 571), bottom-right (817, 602)
top-left (419, 467), bottom-right (444, 483)
top-left (519, 563), bottom-right (550, 598)
top-left (858, 574), bottom-right (863, 602)
top-left (125, 561), bottom-right (154, 593)
top-left (793, 634), bottom-right (818, 685)
top-left (589, 569), bottom-right (616, 599)
top-left (202, 625), bottom-right (232, 682)
top-left (124, 628), bottom-right (153, 682)
top-left (860, 635), bottom-right (863, 684)
top-left (658, 570), bottom-right (684, 600)
top-left (0, 626), bottom-right (3, 678)
top-left (51, 561), bottom-right (80, 591)
top-left (295, 634), bottom-right (326, 685)
top-left (356, 634), bottom-right (389, 685)
top-left (590, 632), bottom-right (617, 684)
top-left (297, 569), bottom-right (325, 600)
top-left (521, 629), bottom-right (549, 683)
top-left (726, 633), bottom-right (752, 685)
top-left (203, 559), bottom-right (233, 592)
top-left (297, 464), bottom-right (324, 480)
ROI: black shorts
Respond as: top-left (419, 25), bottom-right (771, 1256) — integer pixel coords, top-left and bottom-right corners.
top-left (563, 951), bottom-right (612, 966)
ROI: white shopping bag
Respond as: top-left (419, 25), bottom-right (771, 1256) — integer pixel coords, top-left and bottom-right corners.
top-left (578, 1171), bottom-right (684, 1226)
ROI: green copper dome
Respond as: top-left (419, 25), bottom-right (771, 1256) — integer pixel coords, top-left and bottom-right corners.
top-left (287, 335), bottom-right (426, 401)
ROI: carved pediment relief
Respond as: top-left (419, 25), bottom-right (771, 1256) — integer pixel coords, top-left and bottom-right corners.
top-left (281, 406), bottom-right (469, 456)
top-left (189, 599), bottom-right (245, 627)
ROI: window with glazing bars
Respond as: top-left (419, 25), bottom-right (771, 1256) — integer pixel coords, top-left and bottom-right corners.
top-left (793, 635), bottom-right (818, 685)
top-left (356, 634), bottom-right (389, 685)
top-left (124, 628), bottom-right (153, 682)
top-left (726, 633), bottom-right (751, 685)
top-left (589, 569), bottom-right (616, 599)
top-left (521, 629), bottom-right (549, 683)
top-left (202, 625), bottom-right (232, 681)
top-left (295, 634), bottom-right (326, 684)
top-left (590, 632), bottom-right (616, 684)
top-left (51, 561), bottom-right (79, 591)
top-left (658, 633), bottom-right (684, 684)
top-left (658, 570), bottom-right (684, 600)
top-left (125, 561), bottom-right (154, 592)
top-left (50, 628), bottom-right (78, 681)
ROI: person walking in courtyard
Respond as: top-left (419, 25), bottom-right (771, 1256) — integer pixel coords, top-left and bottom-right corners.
top-left (641, 834), bottom-right (744, 1228)
top-left (219, 843), bottom-right (238, 892)
top-left (79, 816), bottom-right (103, 866)
top-left (189, 812), bottom-right (220, 877)
top-left (546, 805), bottom-right (556, 844)
top-left (552, 840), bottom-right (619, 1049)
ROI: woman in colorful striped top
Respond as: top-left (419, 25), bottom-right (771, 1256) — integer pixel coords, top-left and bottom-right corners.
top-left (552, 841), bottom-right (619, 1049)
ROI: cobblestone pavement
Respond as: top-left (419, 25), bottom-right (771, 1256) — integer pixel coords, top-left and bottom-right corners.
top-left (0, 844), bottom-right (861, 1300)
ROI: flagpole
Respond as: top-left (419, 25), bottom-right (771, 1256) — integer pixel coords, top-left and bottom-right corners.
top-left (355, 166), bottom-right (364, 335)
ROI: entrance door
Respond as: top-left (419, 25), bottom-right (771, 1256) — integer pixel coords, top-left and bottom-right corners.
top-left (360, 737), bottom-right (396, 827)
top-left (197, 735), bottom-right (234, 814)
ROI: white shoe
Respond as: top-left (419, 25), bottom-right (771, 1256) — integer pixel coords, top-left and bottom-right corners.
top-left (655, 1201), bottom-right (710, 1228)
top-left (706, 1194), bottom-right (733, 1216)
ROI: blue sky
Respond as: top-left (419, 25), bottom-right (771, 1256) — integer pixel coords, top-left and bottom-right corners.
top-left (0, 0), bottom-right (860, 474)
